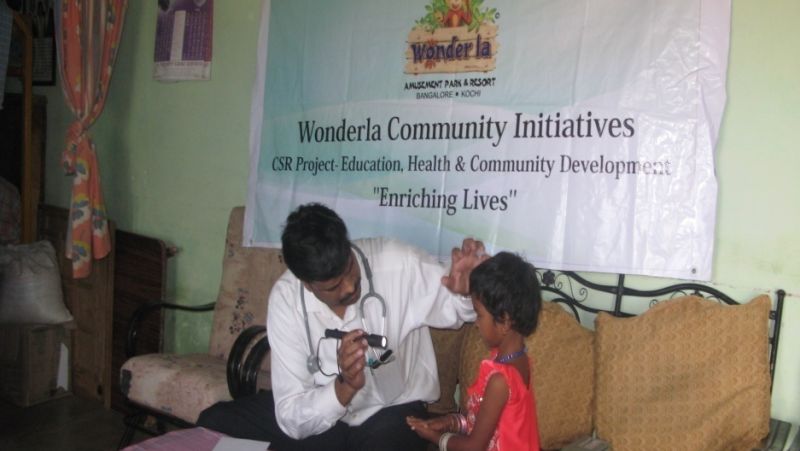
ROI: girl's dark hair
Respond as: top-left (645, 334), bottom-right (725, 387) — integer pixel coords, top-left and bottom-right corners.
top-left (280, 203), bottom-right (351, 282)
top-left (469, 251), bottom-right (542, 336)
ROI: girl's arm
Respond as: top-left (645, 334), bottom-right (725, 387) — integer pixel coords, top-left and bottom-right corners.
top-left (446, 373), bottom-right (509, 451)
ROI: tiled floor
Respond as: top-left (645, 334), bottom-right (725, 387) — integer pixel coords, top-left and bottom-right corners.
top-left (0, 395), bottom-right (149, 451)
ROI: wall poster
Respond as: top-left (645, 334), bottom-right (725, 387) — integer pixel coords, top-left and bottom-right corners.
top-left (154, 0), bottom-right (213, 81)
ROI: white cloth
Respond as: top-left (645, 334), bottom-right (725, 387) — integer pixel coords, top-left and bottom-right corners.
top-left (266, 237), bottom-right (475, 440)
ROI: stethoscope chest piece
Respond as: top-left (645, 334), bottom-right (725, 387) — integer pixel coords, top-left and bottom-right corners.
top-left (306, 355), bottom-right (320, 374)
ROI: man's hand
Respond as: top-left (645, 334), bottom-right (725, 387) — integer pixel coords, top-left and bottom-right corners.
top-left (441, 238), bottom-right (488, 296)
top-left (334, 329), bottom-right (368, 407)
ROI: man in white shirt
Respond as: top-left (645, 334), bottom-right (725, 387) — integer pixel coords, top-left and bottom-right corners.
top-left (198, 203), bottom-right (485, 450)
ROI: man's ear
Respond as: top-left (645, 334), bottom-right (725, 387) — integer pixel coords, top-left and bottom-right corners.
top-left (302, 281), bottom-right (313, 293)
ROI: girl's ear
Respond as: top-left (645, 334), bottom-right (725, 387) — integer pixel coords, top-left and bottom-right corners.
top-left (498, 312), bottom-right (512, 334)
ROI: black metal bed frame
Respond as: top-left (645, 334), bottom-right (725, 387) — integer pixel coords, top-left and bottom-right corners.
top-left (535, 269), bottom-right (786, 386)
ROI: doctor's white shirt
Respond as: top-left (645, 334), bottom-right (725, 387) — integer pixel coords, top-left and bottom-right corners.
top-left (266, 237), bottom-right (476, 439)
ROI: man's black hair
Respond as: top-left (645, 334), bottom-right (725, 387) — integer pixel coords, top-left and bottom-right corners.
top-left (469, 251), bottom-right (541, 336)
top-left (281, 203), bottom-right (351, 282)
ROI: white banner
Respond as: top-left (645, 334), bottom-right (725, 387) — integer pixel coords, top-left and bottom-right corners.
top-left (246, 0), bottom-right (730, 280)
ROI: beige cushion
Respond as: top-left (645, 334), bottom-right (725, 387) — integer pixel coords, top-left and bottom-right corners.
top-left (594, 295), bottom-right (771, 451)
top-left (120, 353), bottom-right (269, 423)
top-left (208, 207), bottom-right (287, 367)
top-left (459, 302), bottom-right (595, 449)
top-left (457, 325), bottom-right (485, 410)
top-left (429, 324), bottom-right (470, 414)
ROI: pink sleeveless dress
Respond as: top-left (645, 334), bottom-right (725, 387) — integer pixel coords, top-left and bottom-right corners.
top-left (464, 350), bottom-right (540, 451)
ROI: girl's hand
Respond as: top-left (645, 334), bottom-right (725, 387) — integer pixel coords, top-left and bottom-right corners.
top-left (407, 414), bottom-right (460, 443)
top-left (407, 415), bottom-right (452, 433)
top-left (406, 416), bottom-right (444, 443)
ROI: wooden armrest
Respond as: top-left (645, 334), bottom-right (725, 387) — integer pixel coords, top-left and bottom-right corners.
top-left (125, 300), bottom-right (215, 358)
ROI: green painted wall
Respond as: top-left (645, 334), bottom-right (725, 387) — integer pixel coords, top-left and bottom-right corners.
top-left (718, 0), bottom-right (800, 423)
top-left (37, 1), bottom-right (799, 422)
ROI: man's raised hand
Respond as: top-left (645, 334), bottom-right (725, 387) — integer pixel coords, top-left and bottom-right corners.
top-left (441, 238), bottom-right (488, 295)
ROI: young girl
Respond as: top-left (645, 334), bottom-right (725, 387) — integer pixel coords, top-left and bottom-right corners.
top-left (407, 252), bottom-right (541, 451)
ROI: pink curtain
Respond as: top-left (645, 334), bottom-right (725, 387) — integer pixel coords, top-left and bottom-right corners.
top-left (56, 0), bottom-right (127, 278)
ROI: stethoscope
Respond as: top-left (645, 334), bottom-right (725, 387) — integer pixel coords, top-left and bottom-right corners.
top-left (301, 244), bottom-right (393, 374)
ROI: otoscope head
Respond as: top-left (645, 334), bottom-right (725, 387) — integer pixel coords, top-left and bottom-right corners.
top-left (324, 328), bottom-right (387, 348)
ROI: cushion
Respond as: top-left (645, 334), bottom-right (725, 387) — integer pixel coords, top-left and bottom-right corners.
top-left (459, 301), bottom-right (595, 449)
top-left (0, 241), bottom-right (74, 324)
top-left (208, 207), bottom-right (286, 368)
top-left (429, 324), bottom-right (470, 414)
top-left (120, 353), bottom-right (270, 423)
top-left (594, 295), bottom-right (771, 451)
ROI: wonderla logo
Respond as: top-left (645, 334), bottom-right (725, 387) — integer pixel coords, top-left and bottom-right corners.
top-left (405, 0), bottom-right (499, 75)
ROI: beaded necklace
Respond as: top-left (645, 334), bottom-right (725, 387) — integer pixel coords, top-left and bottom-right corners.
top-left (495, 346), bottom-right (527, 364)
